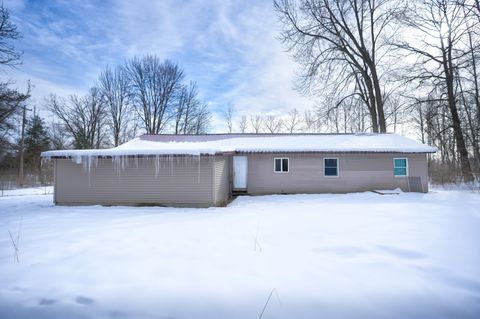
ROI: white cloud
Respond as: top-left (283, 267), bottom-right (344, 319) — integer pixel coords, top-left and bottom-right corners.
top-left (3, 0), bottom-right (25, 11)
top-left (6, 0), bottom-right (315, 133)
top-left (197, 1), bottom-right (314, 130)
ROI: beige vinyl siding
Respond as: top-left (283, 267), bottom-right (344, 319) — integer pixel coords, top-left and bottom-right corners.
top-left (53, 152), bottom-right (429, 207)
top-left (246, 153), bottom-right (428, 194)
top-left (213, 156), bottom-right (230, 205)
top-left (53, 159), bottom-right (58, 203)
top-left (54, 156), bottom-right (216, 206)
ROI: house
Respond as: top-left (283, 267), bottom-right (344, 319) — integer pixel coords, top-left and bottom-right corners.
top-left (41, 133), bottom-right (437, 207)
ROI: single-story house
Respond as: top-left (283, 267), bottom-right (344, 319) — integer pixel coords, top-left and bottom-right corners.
top-left (41, 133), bottom-right (437, 207)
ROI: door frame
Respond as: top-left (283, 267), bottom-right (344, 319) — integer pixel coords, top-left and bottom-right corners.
top-left (232, 155), bottom-right (248, 190)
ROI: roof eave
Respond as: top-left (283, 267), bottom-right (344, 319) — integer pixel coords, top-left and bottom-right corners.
top-left (42, 149), bottom-right (437, 159)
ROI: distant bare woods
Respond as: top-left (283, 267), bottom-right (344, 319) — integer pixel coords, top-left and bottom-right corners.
top-left (0, 1), bottom-right (479, 187)
top-left (224, 0), bottom-right (479, 182)
top-left (0, 2), bottom-right (211, 187)
top-left (47, 56), bottom-right (211, 150)
top-left (270, 0), bottom-right (480, 182)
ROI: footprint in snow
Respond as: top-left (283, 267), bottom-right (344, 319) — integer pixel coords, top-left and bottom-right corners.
top-left (313, 246), bottom-right (368, 257)
top-left (377, 245), bottom-right (427, 260)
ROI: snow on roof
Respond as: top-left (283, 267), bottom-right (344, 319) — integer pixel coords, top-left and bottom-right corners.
top-left (41, 133), bottom-right (437, 158)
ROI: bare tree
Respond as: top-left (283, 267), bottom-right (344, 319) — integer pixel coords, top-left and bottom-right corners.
top-left (0, 83), bottom-right (29, 157)
top-left (394, 0), bottom-right (475, 181)
top-left (98, 65), bottom-right (131, 146)
top-left (0, 4), bottom-right (21, 67)
top-left (191, 103), bottom-right (211, 134)
top-left (224, 104), bottom-right (234, 133)
top-left (283, 108), bottom-right (302, 133)
top-left (46, 88), bottom-right (106, 149)
top-left (317, 91), bottom-right (372, 133)
top-left (0, 4), bottom-right (28, 159)
top-left (173, 81), bottom-right (210, 134)
top-left (238, 115), bottom-right (248, 133)
top-left (250, 115), bottom-right (264, 133)
top-left (303, 110), bottom-right (319, 132)
top-left (48, 121), bottom-right (68, 150)
top-left (174, 83), bottom-right (193, 134)
top-left (264, 115), bottom-right (284, 133)
top-left (275, 0), bottom-right (402, 133)
top-left (126, 56), bottom-right (184, 134)
top-left (459, 2), bottom-right (480, 169)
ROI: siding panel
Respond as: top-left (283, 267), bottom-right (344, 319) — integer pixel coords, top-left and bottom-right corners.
top-left (213, 156), bottom-right (230, 205)
top-left (55, 157), bottom-right (215, 206)
top-left (246, 153), bottom-right (428, 194)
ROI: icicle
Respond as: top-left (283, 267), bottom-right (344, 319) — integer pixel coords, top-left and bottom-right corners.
top-left (87, 155), bottom-right (92, 186)
top-left (88, 155), bottom-right (93, 173)
top-left (84, 155), bottom-right (92, 186)
top-left (155, 154), bottom-right (160, 176)
top-left (41, 157), bottom-right (49, 167)
top-left (197, 155), bottom-right (201, 184)
top-left (113, 156), bottom-right (116, 174)
top-left (81, 155), bottom-right (87, 171)
top-left (113, 155), bottom-right (123, 177)
top-left (122, 155), bottom-right (128, 171)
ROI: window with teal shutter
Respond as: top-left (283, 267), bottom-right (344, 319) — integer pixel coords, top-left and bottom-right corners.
top-left (394, 158), bottom-right (407, 176)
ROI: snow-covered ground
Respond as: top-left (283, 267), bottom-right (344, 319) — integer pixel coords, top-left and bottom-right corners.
top-left (0, 190), bottom-right (479, 319)
top-left (0, 186), bottom-right (53, 197)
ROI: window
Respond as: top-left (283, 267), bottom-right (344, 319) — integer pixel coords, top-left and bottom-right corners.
top-left (324, 158), bottom-right (338, 177)
top-left (393, 158), bottom-right (408, 176)
top-left (274, 158), bottom-right (289, 173)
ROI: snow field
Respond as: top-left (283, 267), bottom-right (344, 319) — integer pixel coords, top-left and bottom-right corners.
top-left (0, 190), bottom-right (479, 318)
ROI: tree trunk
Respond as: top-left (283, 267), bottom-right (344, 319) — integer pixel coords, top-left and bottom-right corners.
top-left (467, 24), bottom-right (480, 168)
top-left (114, 128), bottom-right (120, 147)
top-left (443, 45), bottom-right (474, 181)
top-left (354, 67), bottom-right (379, 132)
top-left (370, 66), bottom-right (386, 132)
top-left (457, 69), bottom-right (480, 170)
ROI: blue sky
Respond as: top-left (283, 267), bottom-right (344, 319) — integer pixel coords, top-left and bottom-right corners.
top-left (4, 0), bottom-right (313, 131)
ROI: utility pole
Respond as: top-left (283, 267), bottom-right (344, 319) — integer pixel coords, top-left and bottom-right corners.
top-left (18, 103), bottom-right (27, 187)
top-left (17, 81), bottom-right (32, 188)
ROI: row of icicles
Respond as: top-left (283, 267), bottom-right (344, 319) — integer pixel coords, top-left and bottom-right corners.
top-left (42, 154), bottom-right (208, 183)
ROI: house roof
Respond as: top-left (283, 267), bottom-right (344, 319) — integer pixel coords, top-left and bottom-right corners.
top-left (41, 133), bottom-right (437, 159)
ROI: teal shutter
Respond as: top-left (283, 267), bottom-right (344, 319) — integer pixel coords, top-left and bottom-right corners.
top-left (394, 158), bottom-right (407, 176)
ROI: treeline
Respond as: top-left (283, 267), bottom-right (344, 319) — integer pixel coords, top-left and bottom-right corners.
top-left (0, 4), bottom-right (211, 187)
top-left (47, 56), bottom-right (210, 150)
top-left (2, 54), bottom-right (211, 186)
top-left (1, 1), bottom-right (480, 187)
top-left (273, 0), bottom-right (480, 182)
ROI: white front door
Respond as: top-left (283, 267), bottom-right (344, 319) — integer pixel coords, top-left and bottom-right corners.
top-left (233, 156), bottom-right (248, 189)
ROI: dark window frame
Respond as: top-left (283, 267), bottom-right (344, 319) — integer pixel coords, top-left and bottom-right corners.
top-left (274, 157), bottom-right (289, 173)
top-left (324, 158), bottom-right (339, 177)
